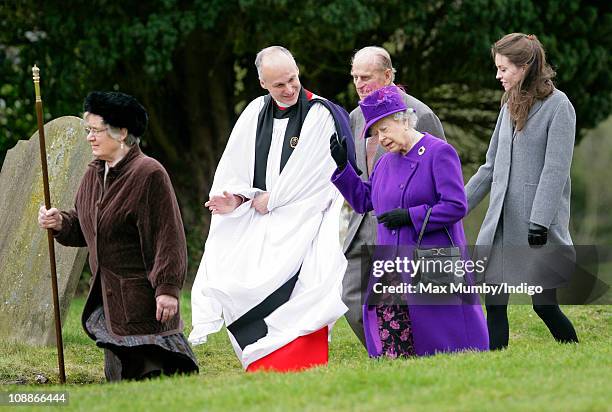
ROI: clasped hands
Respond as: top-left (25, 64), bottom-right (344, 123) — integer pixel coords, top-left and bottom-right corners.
top-left (204, 191), bottom-right (270, 215)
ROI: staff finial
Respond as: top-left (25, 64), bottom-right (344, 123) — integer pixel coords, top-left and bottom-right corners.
top-left (32, 65), bottom-right (41, 101)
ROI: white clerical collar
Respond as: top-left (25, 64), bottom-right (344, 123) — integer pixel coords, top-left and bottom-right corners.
top-left (273, 99), bottom-right (292, 109)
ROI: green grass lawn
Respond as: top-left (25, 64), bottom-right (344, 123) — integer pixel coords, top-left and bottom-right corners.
top-left (1, 295), bottom-right (610, 411)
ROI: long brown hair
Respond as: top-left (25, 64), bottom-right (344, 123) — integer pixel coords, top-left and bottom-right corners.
top-left (492, 33), bottom-right (555, 130)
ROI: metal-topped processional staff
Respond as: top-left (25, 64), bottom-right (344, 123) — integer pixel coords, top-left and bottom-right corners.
top-left (32, 65), bottom-right (66, 384)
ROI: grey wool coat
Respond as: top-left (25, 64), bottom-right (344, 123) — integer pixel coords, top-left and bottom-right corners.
top-left (465, 89), bottom-right (576, 286)
top-left (341, 87), bottom-right (445, 346)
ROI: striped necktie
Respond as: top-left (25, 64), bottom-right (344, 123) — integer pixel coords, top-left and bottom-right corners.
top-left (366, 136), bottom-right (379, 176)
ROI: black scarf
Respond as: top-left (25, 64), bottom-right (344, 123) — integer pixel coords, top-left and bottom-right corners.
top-left (253, 88), bottom-right (312, 190)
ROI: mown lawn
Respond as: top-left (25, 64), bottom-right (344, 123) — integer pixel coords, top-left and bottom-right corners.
top-left (1, 294), bottom-right (610, 411)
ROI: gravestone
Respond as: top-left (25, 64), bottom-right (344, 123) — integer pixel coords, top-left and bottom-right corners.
top-left (0, 116), bottom-right (90, 346)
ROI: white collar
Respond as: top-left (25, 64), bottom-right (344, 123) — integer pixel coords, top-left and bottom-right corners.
top-left (273, 99), bottom-right (291, 109)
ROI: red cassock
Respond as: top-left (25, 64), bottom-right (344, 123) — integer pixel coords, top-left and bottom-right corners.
top-left (246, 327), bottom-right (328, 372)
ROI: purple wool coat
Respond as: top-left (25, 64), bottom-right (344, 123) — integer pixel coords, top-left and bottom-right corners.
top-left (332, 133), bottom-right (489, 357)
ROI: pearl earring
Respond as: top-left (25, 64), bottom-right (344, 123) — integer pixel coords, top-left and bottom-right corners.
top-left (121, 142), bottom-right (124, 150)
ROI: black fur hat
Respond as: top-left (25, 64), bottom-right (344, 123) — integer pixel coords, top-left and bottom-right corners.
top-left (83, 91), bottom-right (148, 137)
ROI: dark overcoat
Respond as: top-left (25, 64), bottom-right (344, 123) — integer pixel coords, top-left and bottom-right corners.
top-left (55, 145), bottom-right (187, 337)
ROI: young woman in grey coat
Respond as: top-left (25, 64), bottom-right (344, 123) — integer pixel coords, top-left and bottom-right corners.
top-left (465, 33), bottom-right (579, 350)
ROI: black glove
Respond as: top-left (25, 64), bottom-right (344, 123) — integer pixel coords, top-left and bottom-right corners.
top-left (528, 222), bottom-right (548, 247)
top-left (329, 133), bottom-right (347, 169)
top-left (377, 208), bottom-right (412, 229)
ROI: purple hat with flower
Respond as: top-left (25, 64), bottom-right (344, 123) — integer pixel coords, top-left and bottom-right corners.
top-left (358, 85), bottom-right (407, 137)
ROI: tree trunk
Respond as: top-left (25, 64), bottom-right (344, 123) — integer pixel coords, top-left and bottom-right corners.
top-left (120, 30), bottom-right (238, 283)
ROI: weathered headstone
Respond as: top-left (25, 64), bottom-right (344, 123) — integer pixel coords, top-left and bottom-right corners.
top-left (0, 116), bottom-right (91, 346)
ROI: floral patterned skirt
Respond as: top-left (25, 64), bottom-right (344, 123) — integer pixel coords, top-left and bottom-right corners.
top-left (375, 304), bottom-right (416, 358)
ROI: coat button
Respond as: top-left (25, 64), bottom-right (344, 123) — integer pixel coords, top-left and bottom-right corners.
top-left (392, 230), bottom-right (396, 235)
top-left (399, 184), bottom-right (404, 189)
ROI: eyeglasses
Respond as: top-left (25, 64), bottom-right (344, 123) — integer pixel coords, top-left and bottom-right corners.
top-left (84, 126), bottom-right (108, 136)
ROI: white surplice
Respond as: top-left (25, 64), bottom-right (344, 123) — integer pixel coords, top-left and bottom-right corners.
top-left (189, 95), bottom-right (348, 369)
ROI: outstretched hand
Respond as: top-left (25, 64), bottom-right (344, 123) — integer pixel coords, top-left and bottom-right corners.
top-left (205, 191), bottom-right (243, 215)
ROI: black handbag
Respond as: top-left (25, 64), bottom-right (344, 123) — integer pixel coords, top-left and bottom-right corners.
top-left (413, 208), bottom-right (463, 288)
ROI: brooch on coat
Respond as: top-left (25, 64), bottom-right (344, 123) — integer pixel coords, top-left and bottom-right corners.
top-left (290, 136), bottom-right (299, 148)
top-left (418, 146), bottom-right (426, 156)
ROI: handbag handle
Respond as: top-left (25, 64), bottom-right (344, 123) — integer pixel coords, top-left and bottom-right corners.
top-left (415, 207), bottom-right (456, 248)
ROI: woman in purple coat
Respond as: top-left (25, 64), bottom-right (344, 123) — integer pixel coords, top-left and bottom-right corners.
top-left (330, 85), bottom-right (488, 358)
